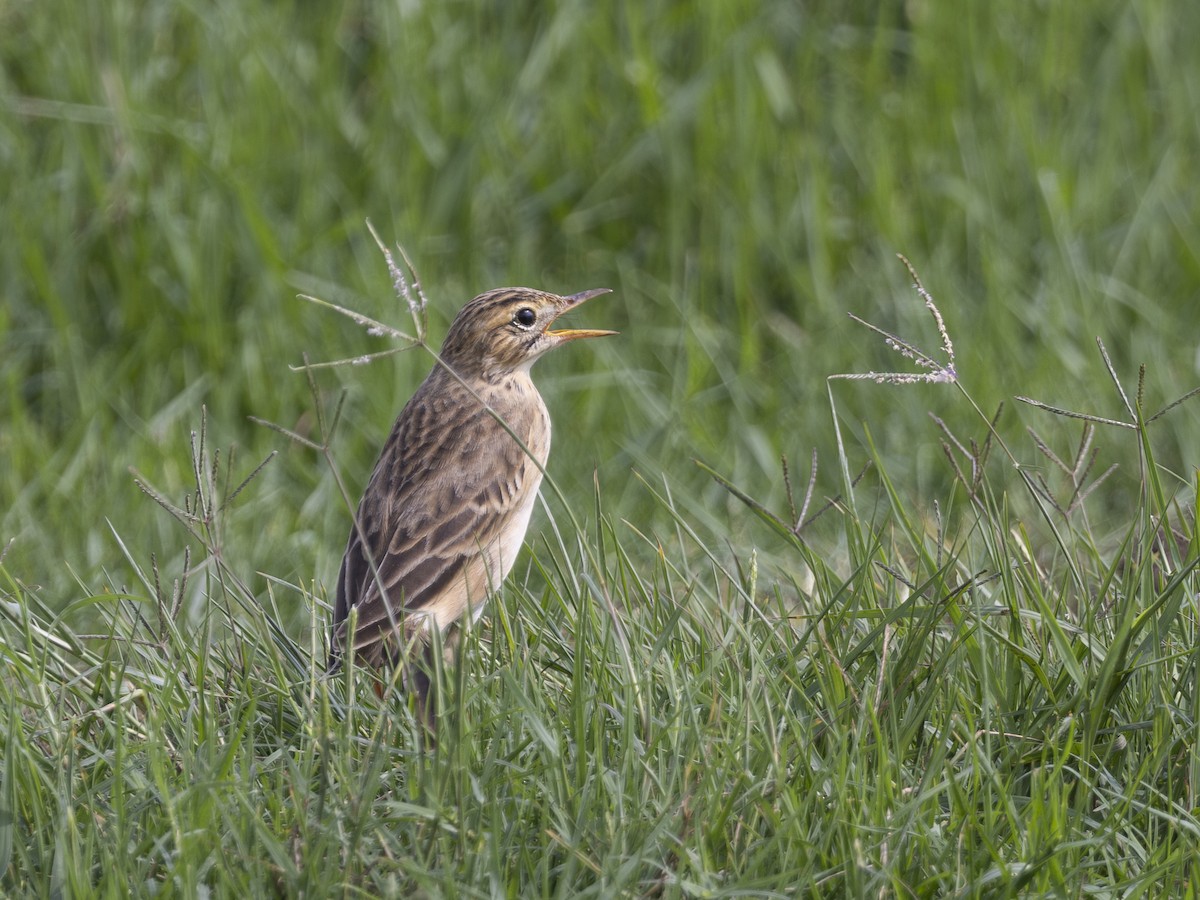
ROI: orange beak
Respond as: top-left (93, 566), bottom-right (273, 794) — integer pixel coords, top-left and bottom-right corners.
top-left (546, 288), bottom-right (618, 341)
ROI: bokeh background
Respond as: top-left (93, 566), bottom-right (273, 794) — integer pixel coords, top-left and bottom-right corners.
top-left (3, 1), bottom-right (1198, 624)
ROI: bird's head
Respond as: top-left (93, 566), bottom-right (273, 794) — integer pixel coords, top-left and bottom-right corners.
top-left (439, 287), bottom-right (616, 380)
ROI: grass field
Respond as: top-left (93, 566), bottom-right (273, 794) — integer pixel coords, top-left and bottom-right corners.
top-left (3, 1), bottom-right (1200, 896)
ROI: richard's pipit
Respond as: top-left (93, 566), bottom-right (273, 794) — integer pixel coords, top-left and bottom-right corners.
top-left (329, 286), bottom-right (614, 723)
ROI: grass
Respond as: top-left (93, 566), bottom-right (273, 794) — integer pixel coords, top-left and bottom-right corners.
top-left (3, 0), bottom-right (1200, 895)
top-left (3, 356), bottom-right (1198, 895)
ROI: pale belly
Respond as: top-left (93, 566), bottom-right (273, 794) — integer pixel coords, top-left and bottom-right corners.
top-left (434, 389), bottom-right (549, 631)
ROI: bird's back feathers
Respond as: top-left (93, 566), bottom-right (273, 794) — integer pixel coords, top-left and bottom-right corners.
top-left (329, 364), bottom-right (549, 669)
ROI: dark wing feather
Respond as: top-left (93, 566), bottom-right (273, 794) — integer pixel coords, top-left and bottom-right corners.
top-left (329, 373), bottom-right (543, 668)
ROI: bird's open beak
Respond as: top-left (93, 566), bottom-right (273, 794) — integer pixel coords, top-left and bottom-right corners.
top-left (546, 288), bottom-right (618, 341)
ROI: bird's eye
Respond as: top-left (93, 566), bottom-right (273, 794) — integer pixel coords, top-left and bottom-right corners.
top-left (513, 307), bottom-right (537, 328)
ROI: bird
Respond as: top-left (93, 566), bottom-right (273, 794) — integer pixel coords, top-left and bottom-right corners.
top-left (328, 286), bottom-right (614, 728)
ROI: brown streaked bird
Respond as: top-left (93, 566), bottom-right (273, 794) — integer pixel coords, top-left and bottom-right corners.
top-left (329, 286), bottom-right (614, 725)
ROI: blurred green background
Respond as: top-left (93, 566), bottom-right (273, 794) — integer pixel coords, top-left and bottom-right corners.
top-left (2, 1), bottom-right (1198, 620)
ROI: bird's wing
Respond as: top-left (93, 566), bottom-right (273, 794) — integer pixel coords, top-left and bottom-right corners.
top-left (332, 389), bottom-right (543, 662)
